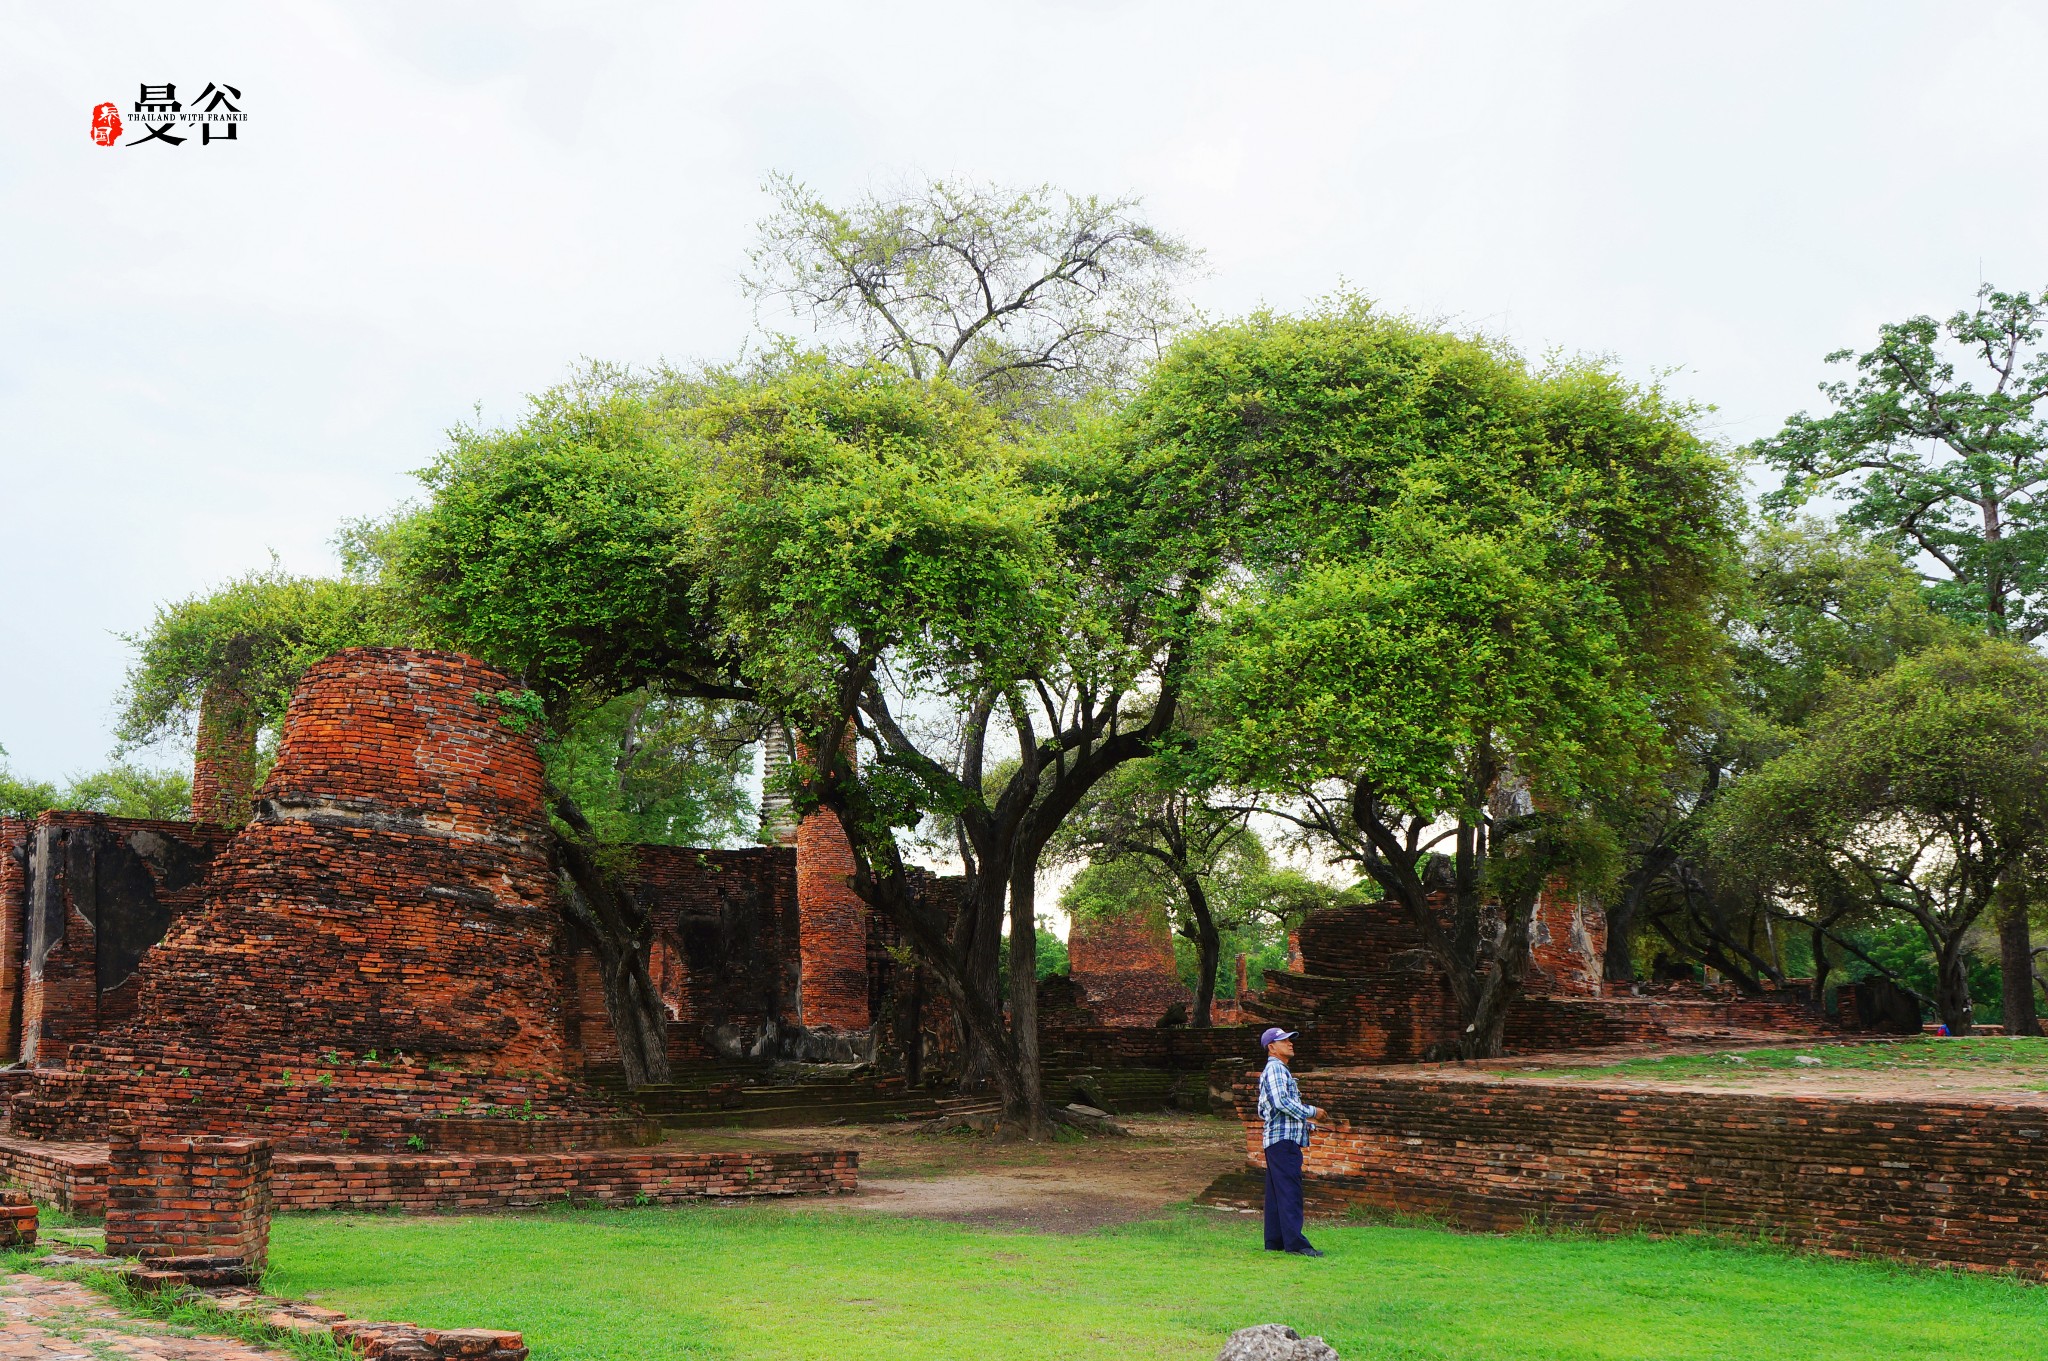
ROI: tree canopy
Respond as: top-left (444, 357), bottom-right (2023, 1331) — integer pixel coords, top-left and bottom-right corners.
top-left (1756, 283), bottom-right (2048, 639)
top-left (1709, 641), bottom-right (2048, 1034)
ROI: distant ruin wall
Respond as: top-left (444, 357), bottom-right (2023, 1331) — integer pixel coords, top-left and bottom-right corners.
top-left (564, 844), bottom-right (801, 1069)
top-left (1236, 1072), bottom-right (2048, 1278)
top-left (1068, 901), bottom-right (1190, 1026)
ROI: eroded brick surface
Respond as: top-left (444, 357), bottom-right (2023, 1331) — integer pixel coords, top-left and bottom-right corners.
top-left (1067, 901), bottom-right (1189, 1026)
top-left (10, 650), bottom-right (622, 1150)
top-left (796, 806), bottom-right (869, 1031)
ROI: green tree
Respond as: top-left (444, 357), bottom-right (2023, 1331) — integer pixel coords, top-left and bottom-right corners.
top-left (0, 746), bottom-right (191, 823)
top-left (746, 175), bottom-right (1198, 417)
top-left (682, 356), bottom-right (1171, 1137)
top-left (117, 566), bottom-right (394, 824)
top-left (1755, 288), bottom-right (2048, 1029)
top-left (1612, 520), bottom-right (1963, 992)
top-left (1756, 285), bottom-right (2048, 640)
top-left (1162, 302), bottom-right (1737, 1057)
top-left (1708, 642), bottom-right (2048, 1034)
top-left (546, 692), bottom-right (760, 849)
top-left (0, 745), bottom-right (59, 820)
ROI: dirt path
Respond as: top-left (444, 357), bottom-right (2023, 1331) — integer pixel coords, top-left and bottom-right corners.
top-left (0, 1274), bottom-right (287, 1360)
top-left (664, 1112), bottom-right (1248, 1233)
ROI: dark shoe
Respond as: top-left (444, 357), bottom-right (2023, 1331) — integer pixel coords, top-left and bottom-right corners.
top-left (1287, 1247), bottom-right (1325, 1258)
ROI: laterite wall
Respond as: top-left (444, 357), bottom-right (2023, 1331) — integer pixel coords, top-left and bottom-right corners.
top-left (1236, 1071), bottom-right (2048, 1277)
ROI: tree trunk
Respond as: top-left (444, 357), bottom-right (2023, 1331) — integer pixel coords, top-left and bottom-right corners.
top-left (1810, 922), bottom-right (1832, 1016)
top-left (1461, 892), bottom-right (1540, 1059)
top-left (1934, 934), bottom-right (1975, 1036)
top-left (1603, 870), bottom-right (1645, 985)
top-left (550, 794), bottom-right (672, 1088)
top-left (1179, 872), bottom-right (1220, 1028)
top-left (1006, 861), bottom-right (1053, 1139)
top-left (953, 873), bottom-right (1006, 1094)
top-left (2000, 888), bottom-right (2041, 1036)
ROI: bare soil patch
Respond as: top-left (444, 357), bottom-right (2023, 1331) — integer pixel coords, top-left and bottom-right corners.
top-left (660, 1111), bottom-right (1246, 1233)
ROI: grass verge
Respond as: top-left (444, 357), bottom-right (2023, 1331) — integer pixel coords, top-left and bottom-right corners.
top-left (266, 1202), bottom-right (2048, 1361)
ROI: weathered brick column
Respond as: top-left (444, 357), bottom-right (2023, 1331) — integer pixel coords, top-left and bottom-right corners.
top-left (797, 804), bottom-right (870, 1031)
top-left (106, 1130), bottom-right (271, 1284)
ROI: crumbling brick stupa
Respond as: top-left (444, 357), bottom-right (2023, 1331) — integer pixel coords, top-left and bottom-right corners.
top-left (6, 649), bottom-right (647, 1152)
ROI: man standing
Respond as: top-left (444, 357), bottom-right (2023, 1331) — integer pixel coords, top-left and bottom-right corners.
top-left (1257, 1026), bottom-right (1323, 1257)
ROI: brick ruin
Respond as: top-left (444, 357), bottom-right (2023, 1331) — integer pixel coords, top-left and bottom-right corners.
top-left (0, 650), bottom-right (973, 1143)
top-left (5, 641), bottom-right (1965, 1277)
top-left (1066, 899), bottom-right (1191, 1025)
top-left (1248, 895), bottom-right (1831, 1065)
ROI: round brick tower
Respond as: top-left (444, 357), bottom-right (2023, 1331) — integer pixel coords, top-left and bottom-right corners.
top-left (10, 649), bottom-right (640, 1151)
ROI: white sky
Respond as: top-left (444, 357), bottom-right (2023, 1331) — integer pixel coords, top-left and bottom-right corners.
top-left (4, 0), bottom-right (2047, 784)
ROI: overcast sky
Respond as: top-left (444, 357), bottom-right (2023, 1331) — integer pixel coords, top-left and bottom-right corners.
top-left (4, 0), bottom-right (2046, 783)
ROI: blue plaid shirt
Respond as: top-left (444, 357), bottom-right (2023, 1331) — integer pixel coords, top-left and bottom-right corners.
top-left (1257, 1057), bottom-right (1315, 1149)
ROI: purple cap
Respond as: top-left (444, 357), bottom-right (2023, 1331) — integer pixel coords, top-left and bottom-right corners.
top-left (1260, 1027), bottom-right (1296, 1049)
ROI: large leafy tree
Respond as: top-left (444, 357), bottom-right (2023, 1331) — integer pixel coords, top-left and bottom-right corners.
top-left (1155, 302), bottom-right (1738, 1058)
top-left (1708, 642), bottom-right (2048, 1035)
top-left (679, 356), bottom-right (1116, 1134)
top-left (1611, 521), bottom-right (1963, 992)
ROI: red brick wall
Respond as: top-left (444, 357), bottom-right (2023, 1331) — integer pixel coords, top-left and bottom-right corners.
top-left (271, 1146), bottom-right (857, 1211)
top-left (12, 649), bottom-right (624, 1149)
top-left (0, 1135), bottom-right (112, 1214)
top-left (796, 805), bottom-right (869, 1031)
top-left (105, 1131), bottom-right (271, 1269)
top-left (0, 818), bottom-right (27, 1062)
top-left (1236, 1071), bottom-right (2048, 1278)
top-left (1067, 900), bottom-right (1190, 1026)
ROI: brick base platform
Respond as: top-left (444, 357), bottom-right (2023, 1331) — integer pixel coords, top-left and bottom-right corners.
top-left (0, 1137), bottom-right (856, 1215)
top-left (1215, 1068), bottom-right (2048, 1277)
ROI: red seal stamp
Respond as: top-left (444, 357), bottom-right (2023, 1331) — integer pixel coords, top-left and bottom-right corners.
top-left (91, 102), bottom-right (123, 147)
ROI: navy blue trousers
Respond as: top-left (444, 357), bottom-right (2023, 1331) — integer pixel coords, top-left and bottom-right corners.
top-left (1263, 1139), bottom-right (1313, 1251)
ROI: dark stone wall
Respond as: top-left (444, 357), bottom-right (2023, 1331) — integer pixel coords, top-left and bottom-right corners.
top-left (13, 813), bottom-right (230, 1063)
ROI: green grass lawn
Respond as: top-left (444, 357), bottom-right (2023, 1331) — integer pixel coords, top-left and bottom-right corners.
top-left (267, 1205), bottom-right (2048, 1361)
top-left (1514, 1035), bottom-right (2048, 1083)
